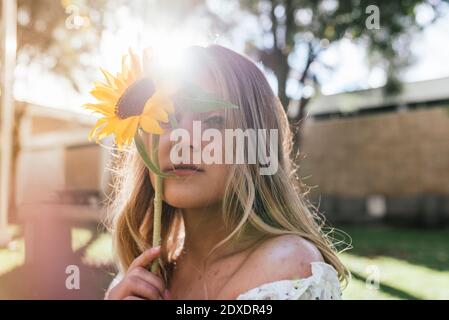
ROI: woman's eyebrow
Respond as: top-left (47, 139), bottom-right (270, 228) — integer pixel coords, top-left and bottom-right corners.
top-left (201, 114), bottom-right (225, 123)
top-left (204, 114), bottom-right (224, 119)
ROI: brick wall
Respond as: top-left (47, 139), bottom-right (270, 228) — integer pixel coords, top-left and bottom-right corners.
top-left (300, 106), bottom-right (449, 197)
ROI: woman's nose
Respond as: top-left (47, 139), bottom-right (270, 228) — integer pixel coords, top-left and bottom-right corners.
top-left (175, 113), bottom-right (202, 150)
top-left (159, 113), bottom-right (202, 160)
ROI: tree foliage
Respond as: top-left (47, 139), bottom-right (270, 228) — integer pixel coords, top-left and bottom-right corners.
top-left (238, 0), bottom-right (448, 151)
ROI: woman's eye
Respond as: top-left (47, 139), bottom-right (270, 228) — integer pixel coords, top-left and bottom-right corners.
top-left (203, 116), bottom-right (225, 128)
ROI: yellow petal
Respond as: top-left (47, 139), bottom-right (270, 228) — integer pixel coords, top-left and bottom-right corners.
top-left (115, 117), bottom-right (133, 134)
top-left (121, 54), bottom-right (130, 83)
top-left (163, 98), bottom-right (175, 114)
top-left (143, 98), bottom-right (169, 123)
top-left (90, 87), bottom-right (119, 103)
top-left (93, 81), bottom-right (108, 89)
top-left (123, 57), bottom-right (136, 84)
top-left (88, 117), bottom-right (110, 141)
top-left (88, 126), bottom-right (99, 141)
top-left (88, 125), bottom-right (100, 142)
top-left (123, 116), bottom-right (140, 145)
top-left (92, 81), bottom-right (118, 95)
top-left (154, 88), bottom-right (175, 114)
top-left (140, 116), bottom-right (163, 135)
top-left (113, 118), bottom-right (134, 147)
top-left (128, 48), bottom-right (142, 80)
top-left (114, 75), bottom-right (127, 93)
top-left (100, 68), bottom-right (118, 89)
top-left (143, 47), bottom-right (153, 74)
top-left (84, 103), bottom-right (114, 116)
top-left (96, 117), bottom-right (120, 142)
top-left (144, 91), bottom-right (174, 116)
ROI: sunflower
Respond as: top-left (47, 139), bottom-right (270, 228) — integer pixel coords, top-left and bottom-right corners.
top-left (84, 48), bottom-right (175, 148)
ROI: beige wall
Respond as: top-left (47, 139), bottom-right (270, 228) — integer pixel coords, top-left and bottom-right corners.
top-left (65, 145), bottom-right (103, 191)
top-left (30, 116), bottom-right (92, 134)
top-left (16, 148), bottom-right (65, 204)
top-left (300, 106), bottom-right (449, 197)
top-left (16, 106), bottom-right (110, 206)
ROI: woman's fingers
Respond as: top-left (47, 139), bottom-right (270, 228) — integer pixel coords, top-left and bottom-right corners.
top-left (128, 246), bottom-right (161, 271)
top-left (106, 246), bottom-right (170, 300)
top-left (131, 267), bottom-right (166, 296)
top-left (126, 275), bottom-right (163, 300)
top-left (124, 296), bottom-right (144, 300)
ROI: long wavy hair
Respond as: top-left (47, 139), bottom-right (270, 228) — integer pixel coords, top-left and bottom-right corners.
top-left (105, 45), bottom-right (350, 290)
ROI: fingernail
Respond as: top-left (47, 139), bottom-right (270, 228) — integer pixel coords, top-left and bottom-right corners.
top-left (164, 289), bottom-right (170, 300)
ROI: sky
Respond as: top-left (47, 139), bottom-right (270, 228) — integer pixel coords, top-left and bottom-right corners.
top-left (12, 2), bottom-right (449, 113)
top-left (319, 5), bottom-right (449, 95)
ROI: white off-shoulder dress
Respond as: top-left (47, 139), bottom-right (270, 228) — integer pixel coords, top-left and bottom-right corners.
top-left (236, 262), bottom-right (342, 300)
top-left (107, 262), bottom-right (341, 300)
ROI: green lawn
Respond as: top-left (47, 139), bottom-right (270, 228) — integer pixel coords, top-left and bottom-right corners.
top-left (1, 224), bottom-right (448, 299)
top-left (339, 226), bottom-right (449, 299)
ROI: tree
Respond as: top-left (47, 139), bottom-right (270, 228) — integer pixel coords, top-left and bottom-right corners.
top-left (236, 0), bottom-right (448, 156)
top-left (0, 0), bottom-right (125, 91)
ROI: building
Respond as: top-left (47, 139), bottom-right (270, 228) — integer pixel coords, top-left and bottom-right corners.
top-left (14, 102), bottom-right (111, 223)
top-left (301, 77), bottom-right (449, 227)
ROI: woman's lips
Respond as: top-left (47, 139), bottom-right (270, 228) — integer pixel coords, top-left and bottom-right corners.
top-left (164, 165), bottom-right (204, 176)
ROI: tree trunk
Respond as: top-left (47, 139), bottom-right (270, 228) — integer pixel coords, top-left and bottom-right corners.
top-left (287, 42), bottom-right (315, 159)
top-left (10, 102), bottom-right (25, 223)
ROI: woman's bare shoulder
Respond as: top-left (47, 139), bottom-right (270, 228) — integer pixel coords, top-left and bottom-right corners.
top-left (217, 234), bottom-right (324, 299)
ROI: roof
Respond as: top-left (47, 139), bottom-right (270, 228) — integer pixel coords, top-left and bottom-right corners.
top-left (22, 101), bottom-right (97, 125)
top-left (307, 77), bottom-right (449, 116)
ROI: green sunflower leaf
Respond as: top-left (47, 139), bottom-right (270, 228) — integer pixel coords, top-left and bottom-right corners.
top-left (169, 113), bottom-right (178, 129)
top-left (176, 83), bottom-right (239, 113)
top-left (134, 132), bottom-right (172, 178)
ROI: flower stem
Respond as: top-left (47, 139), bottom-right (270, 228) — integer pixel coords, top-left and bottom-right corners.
top-left (150, 134), bottom-right (162, 274)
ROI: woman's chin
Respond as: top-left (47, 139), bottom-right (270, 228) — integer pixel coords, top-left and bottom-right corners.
top-left (163, 197), bottom-right (209, 209)
top-left (162, 185), bottom-right (221, 209)
top-left (157, 169), bottom-right (227, 209)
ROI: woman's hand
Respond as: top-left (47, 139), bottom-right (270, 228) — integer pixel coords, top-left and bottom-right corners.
top-left (106, 246), bottom-right (171, 300)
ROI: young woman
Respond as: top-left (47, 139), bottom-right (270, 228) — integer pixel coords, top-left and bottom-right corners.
top-left (104, 45), bottom-right (349, 300)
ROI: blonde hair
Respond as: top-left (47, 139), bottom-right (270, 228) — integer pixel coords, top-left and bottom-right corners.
top-left (105, 45), bottom-right (350, 288)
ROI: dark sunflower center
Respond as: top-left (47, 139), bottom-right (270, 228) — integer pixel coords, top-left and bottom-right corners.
top-left (115, 77), bottom-right (155, 119)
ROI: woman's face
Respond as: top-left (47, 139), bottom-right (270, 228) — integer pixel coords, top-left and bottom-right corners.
top-left (148, 79), bottom-right (231, 209)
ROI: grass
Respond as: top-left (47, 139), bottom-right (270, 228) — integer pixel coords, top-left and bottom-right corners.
top-left (1, 224), bottom-right (448, 299)
top-left (339, 225), bottom-right (449, 300)
top-left (0, 226), bottom-right (25, 277)
top-left (0, 225), bottom-right (115, 299)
